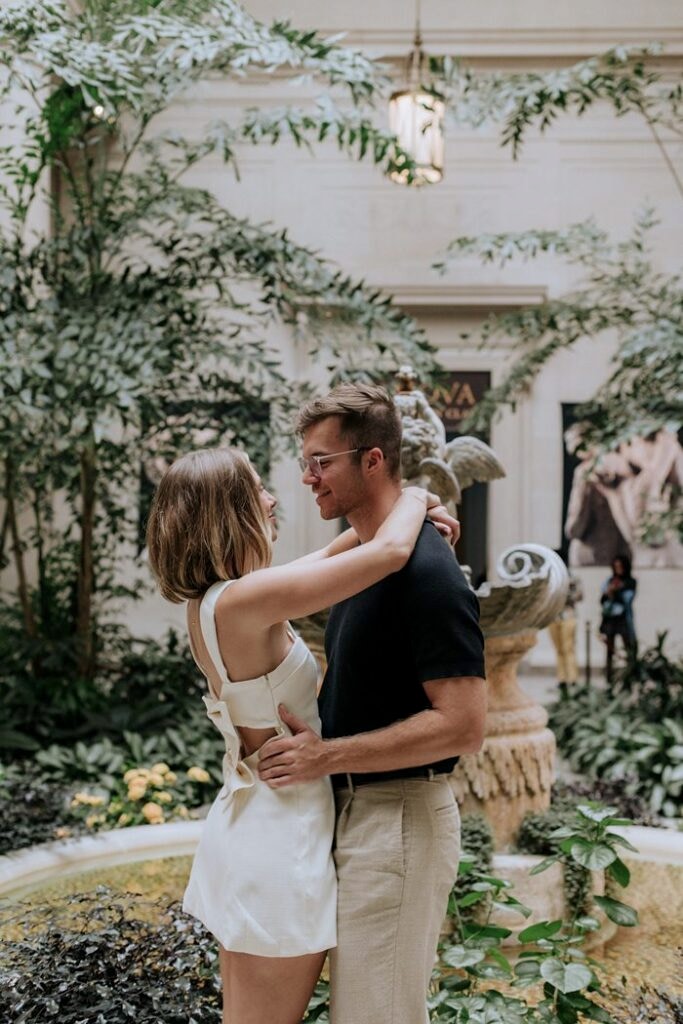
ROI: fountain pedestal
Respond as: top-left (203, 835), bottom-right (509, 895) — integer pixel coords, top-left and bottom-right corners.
top-left (450, 629), bottom-right (556, 850)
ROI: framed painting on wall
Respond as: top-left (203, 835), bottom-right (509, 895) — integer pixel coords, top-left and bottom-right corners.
top-left (561, 404), bottom-right (683, 569)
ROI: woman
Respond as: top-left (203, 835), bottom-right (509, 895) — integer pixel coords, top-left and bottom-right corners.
top-left (599, 554), bottom-right (637, 683)
top-left (146, 447), bottom-right (455, 1024)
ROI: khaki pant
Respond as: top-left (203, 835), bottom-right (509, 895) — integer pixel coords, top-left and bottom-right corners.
top-left (329, 776), bottom-right (460, 1024)
top-left (548, 615), bottom-right (578, 684)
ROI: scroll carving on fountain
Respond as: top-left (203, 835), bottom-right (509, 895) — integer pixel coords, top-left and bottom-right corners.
top-left (395, 367), bottom-right (570, 848)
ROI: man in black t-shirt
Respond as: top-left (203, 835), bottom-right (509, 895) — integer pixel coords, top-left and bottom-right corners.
top-left (258, 382), bottom-right (487, 1024)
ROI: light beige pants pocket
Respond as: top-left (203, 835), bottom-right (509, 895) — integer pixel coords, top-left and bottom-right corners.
top-left (330, 777), bottom-right (460, 1024)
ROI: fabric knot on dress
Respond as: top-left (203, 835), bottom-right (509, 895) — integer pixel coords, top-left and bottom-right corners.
top-left (203, 694), bottom-right (256, 805)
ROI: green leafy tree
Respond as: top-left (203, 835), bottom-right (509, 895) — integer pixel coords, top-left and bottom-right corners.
top-left (433, 45), bottom-right (682, 179)
top-left (431, 46), bottom-right (683, 544)
top-left (0, 0), bottom-right (435, 688)
top-left (435, 211), bottom-right (683, 542)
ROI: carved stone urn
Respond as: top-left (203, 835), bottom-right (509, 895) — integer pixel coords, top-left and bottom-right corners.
top-left (449, 630), bottom-right (556, 850)
top-left (447, 543), bottom-right (568, 849)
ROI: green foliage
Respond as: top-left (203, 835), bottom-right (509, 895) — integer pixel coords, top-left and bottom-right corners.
top-left (0, 892), bottom-right (222, 1023)
top-left (608, 631), bottom-right (683, 721)
top-left (34, 704), bottom-right (224, 785)
top-left (430, 46), bottom-right (682, 158)
top-left (550, 780), bottom-right (655, 830)
top-left (0, 624), bottom-right (205, 751)
top-left (448, 814), bottom-right (494, 922)
top-left (516, 806), bottom-right (592, 917)
top-left (436, 210), bottom-right (683, 545)
top-left (69, 760), bottom-right (214, 829)
top-left (550, 642), bottom-right (683, 818)
top-left (0, 761), bottom-right (80, 856)
top-left (0, 704), bottom-right (224, 853)
top-left (0, 0), bottom-right (436, 688)
top-left (433, 46), bottom-right (683, 546)
top-left (435, 804), bottom-right (638, 1024)
top-left (436, 210), bottom-right (682, 449)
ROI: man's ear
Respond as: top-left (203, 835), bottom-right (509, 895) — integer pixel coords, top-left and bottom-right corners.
top-left (364, 447), bottom-right (385, 475)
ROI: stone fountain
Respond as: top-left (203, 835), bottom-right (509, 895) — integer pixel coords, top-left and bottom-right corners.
top-left (395, 366), bottom-right (568, 849)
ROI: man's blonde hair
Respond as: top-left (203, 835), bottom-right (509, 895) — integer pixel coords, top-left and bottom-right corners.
top-left (296, 382), bottom-right (402, 478)
top-left (146, 448), bottom-right (272, 603)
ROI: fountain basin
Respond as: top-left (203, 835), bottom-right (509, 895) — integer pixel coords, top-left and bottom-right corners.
top-left (1, 820), bottom-right (680, 904)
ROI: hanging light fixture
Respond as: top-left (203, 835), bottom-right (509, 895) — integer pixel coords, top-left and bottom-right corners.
top-left (388, 0), bottom-right (444, 186)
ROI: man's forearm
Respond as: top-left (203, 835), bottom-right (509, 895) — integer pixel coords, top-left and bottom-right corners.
top-left (321, 706), bottom-right (482, 776)
top-left (258, 677), bottom-right (487, 786)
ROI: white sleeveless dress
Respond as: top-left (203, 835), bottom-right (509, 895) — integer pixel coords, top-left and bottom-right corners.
top-left (182, 580), bottom-right (337, 956)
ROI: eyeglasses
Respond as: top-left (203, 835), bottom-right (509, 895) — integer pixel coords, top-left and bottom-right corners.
top-left (297, 447), bottom-right (369, 479)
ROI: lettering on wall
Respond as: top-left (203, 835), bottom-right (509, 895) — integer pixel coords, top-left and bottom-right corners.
top-left (426, 372), bottom-right (490, 437)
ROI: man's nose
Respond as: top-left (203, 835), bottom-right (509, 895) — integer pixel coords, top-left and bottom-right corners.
top-left (301, 464), bottom-right (318, 486)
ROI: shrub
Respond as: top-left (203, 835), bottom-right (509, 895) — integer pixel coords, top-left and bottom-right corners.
top-left (69, 762), bottom-right (214, 831)
top-left (448, 814), bottom-right (494, 922)
top-left (0, 762), bottom-right (81, 856)
top-left (35, 705), bottom-right (224, 790)
top-left (610, 632), bottom-right (683, 722)
top-left (0, 626), bottom-right (202, 753)
top-left (550, 780), bottom-right (655, 827)
top-left (515, 804), bottom-right (592, 915)
top-left (0, 892), bottom-right (221, 1023)
top-left (549, 640), bottom-right (683, 818)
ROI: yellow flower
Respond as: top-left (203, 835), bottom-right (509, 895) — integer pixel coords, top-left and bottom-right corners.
top-left (123, 768), bottom-right (140, 784)
top-left (54, 826), bottom-right (71, 839)
top-left (88, 795), bottom-right (105, 807)
top-left (148, 772), bottom-right (165, 787)
top-left (157, 791), bottom-right (173, 804)
top-left (117, 813), bottom-right (132, 826)
top-left (142, 802), bottom-right (164, 824)
top-left (176, 805), bottom-right (190, 819)
top-left (164, 771), bottom-right (177, 785)
top-left (85, 813), bottom-right (105, 829)
top-left (70, 791), bottom-right (90, 807)
top-left (187, 766), bottom-right (210, 784)
top-left (151, 762), bottom-right (170, 775)
top-left (128, 782), bottom-right (147, 801)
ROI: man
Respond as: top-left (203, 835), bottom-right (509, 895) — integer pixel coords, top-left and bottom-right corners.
top-left (258, 382), bottom-right (487, 1024)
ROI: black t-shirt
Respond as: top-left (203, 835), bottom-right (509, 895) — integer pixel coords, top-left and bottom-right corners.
top-left (320, 521), bottom-right (486, 783)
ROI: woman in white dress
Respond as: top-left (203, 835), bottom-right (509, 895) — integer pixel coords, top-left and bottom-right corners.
top-left (146, 447), bottom-right (455, 1024)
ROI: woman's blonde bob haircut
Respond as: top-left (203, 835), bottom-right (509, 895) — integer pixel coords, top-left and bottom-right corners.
top-left (146, 447), bottom-right (272, 604)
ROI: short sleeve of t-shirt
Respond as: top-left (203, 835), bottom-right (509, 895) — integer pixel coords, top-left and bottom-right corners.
top-left (402, 526), bottom-right (486, 684)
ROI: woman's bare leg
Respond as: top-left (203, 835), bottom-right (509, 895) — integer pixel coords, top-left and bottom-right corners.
top-left (220, 946), bottom-right (326, 1024)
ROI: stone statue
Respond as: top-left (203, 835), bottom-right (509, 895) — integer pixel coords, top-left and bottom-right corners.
top-left (395, 365), bottom-right (505, 509)
top-left (393, 367), bottom-right (569, 847)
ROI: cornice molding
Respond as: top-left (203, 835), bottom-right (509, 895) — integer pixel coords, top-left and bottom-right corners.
top-left (341, 26), bottom-right (683, 60)
top-left (387, 283), bottom-right (548, 313)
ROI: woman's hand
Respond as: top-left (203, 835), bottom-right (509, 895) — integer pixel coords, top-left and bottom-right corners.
top-left (428, 506), bottom-right (460, 546)
top-left (425, 492), bottom-right (460, 546)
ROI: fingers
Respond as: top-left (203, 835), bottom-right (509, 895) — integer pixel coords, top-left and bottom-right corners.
top-left (278, 704), bottom-right (310, 733)
top-left (258, 737), bottom-right (293, 760)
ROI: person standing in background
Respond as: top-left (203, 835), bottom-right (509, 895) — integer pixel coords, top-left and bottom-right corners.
top-left (548, 571), bottom-right (584, 695)
top-left (599, 555), bottom-right (637, 683)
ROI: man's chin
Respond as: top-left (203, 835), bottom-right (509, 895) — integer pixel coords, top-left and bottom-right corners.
top-left (317, 501), bottom-right (343, 521)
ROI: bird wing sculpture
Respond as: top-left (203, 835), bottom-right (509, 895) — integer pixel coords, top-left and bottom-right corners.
top-left (445, 436), bottom-right (506, 491)
top-left (417, 457), bottom-right (461, 505)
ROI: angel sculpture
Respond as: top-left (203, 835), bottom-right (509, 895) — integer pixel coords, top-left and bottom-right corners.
top-left (394, 365), bottom-right (505, 510)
